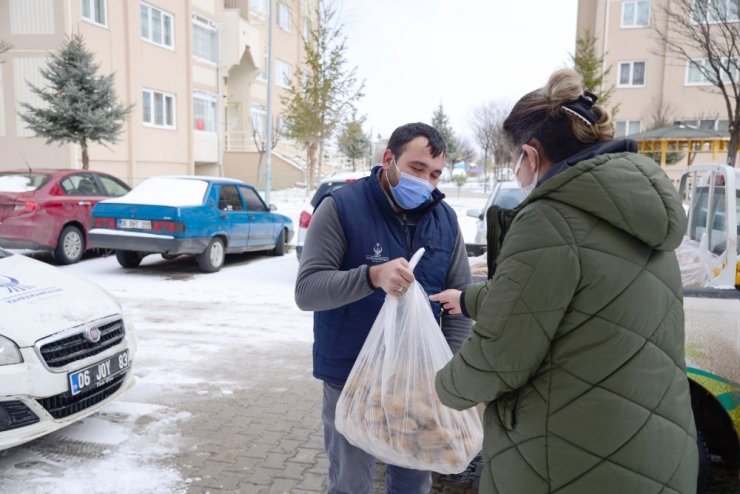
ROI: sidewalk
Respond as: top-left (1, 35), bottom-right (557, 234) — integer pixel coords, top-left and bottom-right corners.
top-left (170, 341), bottom-right (478, 493)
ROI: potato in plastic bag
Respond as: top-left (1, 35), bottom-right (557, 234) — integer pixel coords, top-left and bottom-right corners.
top-left (335, 248), bottom-right (483, 474)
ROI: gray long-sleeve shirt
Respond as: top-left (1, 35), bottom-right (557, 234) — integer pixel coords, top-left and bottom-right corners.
top-left (295, 196), bottom-right (473, 354)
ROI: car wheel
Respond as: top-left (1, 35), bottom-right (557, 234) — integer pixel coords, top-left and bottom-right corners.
top-left (697, 430), bottom-right (711, 493)
top-left (197, 237), bottom-right (225, 273)
top-left (272, 229), bottom-right (286, 257)
top-left (53, 225), bottom-right (85, 265)
top-left (115, 250), bottom-right (144, 268)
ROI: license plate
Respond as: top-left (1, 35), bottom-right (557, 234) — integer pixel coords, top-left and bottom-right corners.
top-left (118, 219), bottom-right (151, 229)
top-left (69, 350), bottom-right (130, 396)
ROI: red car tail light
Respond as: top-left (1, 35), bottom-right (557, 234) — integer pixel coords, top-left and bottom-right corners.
top-left (299, 210), bottom-right (312, 229)
top-left (152, 220), bottom-right (185, 233)
top-left (94, 217), bottom-right (116, 229)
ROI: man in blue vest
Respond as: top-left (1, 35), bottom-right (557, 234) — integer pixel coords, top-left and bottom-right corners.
top-left (295, 122), bottom-right (473, 494)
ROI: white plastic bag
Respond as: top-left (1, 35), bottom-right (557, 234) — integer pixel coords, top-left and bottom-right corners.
top-left (676, 235), bottom-right (725, 287)
top-left (335, 248), bottom-right (483, 474)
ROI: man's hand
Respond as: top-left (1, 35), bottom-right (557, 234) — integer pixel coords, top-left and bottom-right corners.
top-left (429, 289), bottom-right (462, 314)
top-left (369, 257), bottom-right (414, 296)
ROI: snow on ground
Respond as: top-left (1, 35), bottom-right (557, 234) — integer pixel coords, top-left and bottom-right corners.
top-left (0, 182), bottom-right (491, 493)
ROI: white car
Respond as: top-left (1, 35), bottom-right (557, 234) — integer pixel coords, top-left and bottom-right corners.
top-left (296, 171), bottom-right (369, 260)
top-left (466, 180), bottom-right (526, 247)
top-left (0, 249), bottom-right (136, 450)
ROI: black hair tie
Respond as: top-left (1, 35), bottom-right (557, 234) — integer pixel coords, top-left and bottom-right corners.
top-left (561, 91), bottom-right (599, 125)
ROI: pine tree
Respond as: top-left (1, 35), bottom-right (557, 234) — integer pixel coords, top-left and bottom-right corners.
top-left (19, 34), bottom-right (133, 170)
top-left (571, 30), bottom-right (615, 110)
top-left (431, 103), bottom-right (457, 162)
top-left (337, 112), bottom-right (370, 171)
top-left (281, 0), bottom-right (364, 190)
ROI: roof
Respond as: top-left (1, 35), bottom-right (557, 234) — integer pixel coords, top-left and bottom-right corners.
top-left (626, 124), bottom-right (728, 141)
top-left (146, 175), bottom-right (247, 184)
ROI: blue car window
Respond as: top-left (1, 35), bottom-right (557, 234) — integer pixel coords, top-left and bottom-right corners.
top-left (218, 185), bottom-right (244, 211)
top-left (240, 186), bottom-right (267, 211)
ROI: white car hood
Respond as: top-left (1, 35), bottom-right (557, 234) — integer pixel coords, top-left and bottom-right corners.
top-left (0, 254), bottom-right (121, 347)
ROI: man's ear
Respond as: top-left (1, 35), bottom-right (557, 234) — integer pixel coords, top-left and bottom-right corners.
top-left (381, 149), bottom-right (395, 170)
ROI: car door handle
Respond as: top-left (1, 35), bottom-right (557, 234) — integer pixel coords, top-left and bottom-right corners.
top-left (220, 213), bottom-right (227, 220)
top-left (248, 215), bottom-right (256, 220)
top-left (78, 201), bottom-right (92, 206)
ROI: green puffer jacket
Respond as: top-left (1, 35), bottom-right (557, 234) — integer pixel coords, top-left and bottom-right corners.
top-left (435, 151), bottom-right (698, 493)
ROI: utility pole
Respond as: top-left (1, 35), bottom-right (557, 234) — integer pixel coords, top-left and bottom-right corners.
top-left (264, 0), bottom-right (274, 204)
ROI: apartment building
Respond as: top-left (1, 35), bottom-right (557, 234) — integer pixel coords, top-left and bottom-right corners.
top-left (0, 0), bottom-right (312, 188)
top-left (576, 0), bottom-right (731, 166)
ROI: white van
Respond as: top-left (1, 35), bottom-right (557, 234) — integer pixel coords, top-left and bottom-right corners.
top-left (676, 165), bottom-right (739, 488)
top-left (0, 249), bottom-right (136, 450)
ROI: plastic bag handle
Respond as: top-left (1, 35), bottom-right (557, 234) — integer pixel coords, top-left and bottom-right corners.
top-left (409, 247), bottom-right (425, 272)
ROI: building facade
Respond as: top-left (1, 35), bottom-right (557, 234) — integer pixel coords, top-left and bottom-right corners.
top-left (576, 0), bottom-right (731, 167)
top-left (0, 0), bottom-right (313, 188)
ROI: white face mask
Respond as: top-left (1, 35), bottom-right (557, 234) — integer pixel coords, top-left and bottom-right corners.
top-left (514, 151), bottom-right (539, 197)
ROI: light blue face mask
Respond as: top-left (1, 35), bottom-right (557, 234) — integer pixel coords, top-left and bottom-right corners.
top-left (388, 159), bottom-right (434, 210)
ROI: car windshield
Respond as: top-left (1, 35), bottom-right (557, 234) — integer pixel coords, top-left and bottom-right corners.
top-left (310, 181), bottom-right (354, 208)
top-left (0, 173), bottom-right (51, 192)
top-left (493, 188), bottom-right (526, 209)
top-left (103, 177), bottom-right (209, 206)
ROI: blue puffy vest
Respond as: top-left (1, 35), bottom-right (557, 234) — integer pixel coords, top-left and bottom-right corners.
top-left (312, 166), bottom-right (458, 385)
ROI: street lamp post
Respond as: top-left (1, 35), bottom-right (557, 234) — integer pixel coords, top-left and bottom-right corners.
top-left (264, 0), bottom-right (274, 204)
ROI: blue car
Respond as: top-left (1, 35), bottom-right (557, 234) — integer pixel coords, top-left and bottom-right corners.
top-left (89, 176), bottom-right (294, 272)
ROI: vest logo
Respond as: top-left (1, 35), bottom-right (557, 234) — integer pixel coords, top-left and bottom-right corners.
top-left (366, 242), bottom-right (389, 263)
top-left (0, 275), bottom-right (34, 294)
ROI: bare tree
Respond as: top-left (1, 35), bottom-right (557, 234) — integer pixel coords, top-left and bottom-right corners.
top-left (470, 101), bottom-right (510, 191)
top-left (252, 116), bottom-right (280, 189)
top-left (455, 136), bottom-right (477, 164)
top-left (0, 40), bottom-right (11, 63)
top-left (653, 0), bottom-right (740, 166)
top-left (646, 95), bottom-right (677, 130)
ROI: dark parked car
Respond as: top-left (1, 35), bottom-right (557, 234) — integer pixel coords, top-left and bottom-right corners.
top-left (0, 169), bottom-right (131, 264)
top-left (90, 176), bottom-right (294, 273)
top-left (296, 171), bottom-right (369, 260)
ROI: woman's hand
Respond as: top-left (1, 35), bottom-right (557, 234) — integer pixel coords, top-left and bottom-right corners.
top-left (429, 289), bottom-right (462, 315)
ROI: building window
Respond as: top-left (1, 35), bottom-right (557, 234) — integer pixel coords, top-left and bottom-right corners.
top-left (682, 118), bottom-right (730, 132)
top-left (143, 89), bottom-right (176, 129)
top-left (621, 1), bottom-right (650, 27)
top-left (686, 58), bottom-right (739, 85)
top-left (250, 0), bottom-right (266, 15)
top-left (251, 103), bottom-right (267, 138)
top-left (277, 3), bottom-right (292, 32)
top-left (257, 48), bottom-right (268, 81)
top-left (82, 0), bottom-right (107, 26)
top-left (193, 90), bottom-right (217, 133)
top-left (692, 0), bottom-right (739, 23)
top-left (615, 120), bottom-right (641, 137)
top-left (618, 61), bottom-right (646, 87)
top-left (276, 59), bottom-right (292, 87)
top-left (140, 3), bottom-right (174, 49)
top-left (192, 14), bottom-right (217, 63)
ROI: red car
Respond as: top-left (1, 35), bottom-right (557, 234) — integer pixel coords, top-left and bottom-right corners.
top-left (0, 169), bottom-right (130, 264)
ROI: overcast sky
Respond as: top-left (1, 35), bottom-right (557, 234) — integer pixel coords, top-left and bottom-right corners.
top-left (339, 0), bottom-right (579, 144)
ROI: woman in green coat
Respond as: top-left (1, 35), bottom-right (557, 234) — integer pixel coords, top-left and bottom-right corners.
top-left (431, 68), bottom-right (698, 493)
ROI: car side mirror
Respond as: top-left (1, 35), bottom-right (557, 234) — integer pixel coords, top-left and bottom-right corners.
top-left (269, 204), bottom-right (277, 211)
top-left (466, 208), bottom-right (481, 219)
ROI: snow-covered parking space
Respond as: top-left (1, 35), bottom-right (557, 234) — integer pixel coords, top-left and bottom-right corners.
top-left (0, 185), bottom-right (487, 493)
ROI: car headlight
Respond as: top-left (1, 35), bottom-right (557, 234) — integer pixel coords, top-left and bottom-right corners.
top-left (0, 336), bottom-right (22, 365)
